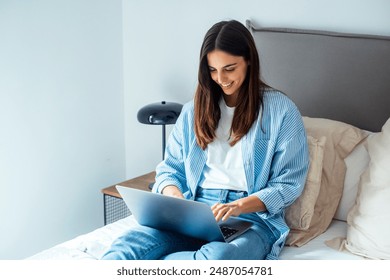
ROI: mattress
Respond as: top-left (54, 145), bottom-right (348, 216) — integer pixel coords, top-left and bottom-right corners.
top-left (27, 216), bottom-right (363, 260)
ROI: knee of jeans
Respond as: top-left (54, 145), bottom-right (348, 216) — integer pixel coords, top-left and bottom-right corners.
top-left (101, 226), bottom-right (159, 260)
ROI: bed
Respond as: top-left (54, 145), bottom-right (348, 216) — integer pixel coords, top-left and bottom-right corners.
top-left (27, 21), bottom-right (390, 260)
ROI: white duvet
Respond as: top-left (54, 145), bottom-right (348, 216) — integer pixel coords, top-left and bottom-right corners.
top-left (27, 216), bottom-right (364, 260)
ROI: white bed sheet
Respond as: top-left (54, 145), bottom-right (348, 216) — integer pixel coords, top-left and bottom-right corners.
top-left (27, 216), bottom-right (139, 260)
top-left (280, 219), bottom-right (364, 260)
top-left (27, 216), bottom-right (364, 260)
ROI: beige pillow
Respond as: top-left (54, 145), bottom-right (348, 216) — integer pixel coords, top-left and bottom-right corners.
top-left (285, 135), bottom-right (326, 230)
top-left (286, 117), bottom-right (367, 246)
top-left (344, 118), bottom-right (390, 259)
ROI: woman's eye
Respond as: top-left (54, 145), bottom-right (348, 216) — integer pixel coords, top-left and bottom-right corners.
top-left (225, 68), bottom-right (235, 72)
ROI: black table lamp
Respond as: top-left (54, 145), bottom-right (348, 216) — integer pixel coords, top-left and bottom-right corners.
top-left (137, 101), bottom-right (183, 160)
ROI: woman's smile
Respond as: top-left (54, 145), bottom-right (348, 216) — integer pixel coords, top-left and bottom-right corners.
top-left (220, 81), bottom-right (233, 88)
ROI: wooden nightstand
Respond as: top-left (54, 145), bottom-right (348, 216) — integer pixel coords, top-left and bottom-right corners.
top-left (101, 171), bottom-right (155, 225)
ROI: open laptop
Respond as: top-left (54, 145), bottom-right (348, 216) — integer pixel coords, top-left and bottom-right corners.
top-left (116, 185), bottom-right (253, 242)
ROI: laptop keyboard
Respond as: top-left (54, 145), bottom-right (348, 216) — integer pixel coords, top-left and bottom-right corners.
top-left (220, 225), bottom-right (238, 239)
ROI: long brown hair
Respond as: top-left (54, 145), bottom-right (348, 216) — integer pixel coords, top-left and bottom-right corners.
top-left (194, 20), bottom-right (266, 149)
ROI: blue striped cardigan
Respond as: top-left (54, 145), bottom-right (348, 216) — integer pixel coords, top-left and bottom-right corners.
top-left (153, 89), bottom-right (310, 259)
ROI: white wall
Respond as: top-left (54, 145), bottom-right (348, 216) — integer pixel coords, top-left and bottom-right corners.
top-left (0, 0), bottom-right (125, 259)
top-left (123, 0), bottom-right (390, 179)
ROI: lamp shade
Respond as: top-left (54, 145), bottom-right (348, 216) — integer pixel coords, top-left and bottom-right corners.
top-left (137, 101), bottom-right (183, 125)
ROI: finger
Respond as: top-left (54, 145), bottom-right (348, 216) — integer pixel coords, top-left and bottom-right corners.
top-left (214, 206), bottom-right (230, 222)
top-left (221, 207), bottom-right (234, 221)
top-left (212, 203), bottom-right (225, 216)
top-left (215, 210), bottom-right (225, 222)
top-left (213, 206), bottom-right (222, 221)
top-left (211, 202), bottom-right (221, 210)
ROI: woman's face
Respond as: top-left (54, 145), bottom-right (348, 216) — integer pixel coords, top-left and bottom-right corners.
top-left (207, 49), bottom-right (248, 107)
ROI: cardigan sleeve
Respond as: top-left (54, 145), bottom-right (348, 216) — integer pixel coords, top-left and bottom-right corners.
top-left (252, 102), bottom-right (310, 218)
top-left (254, 127), bottom-right (309, 218)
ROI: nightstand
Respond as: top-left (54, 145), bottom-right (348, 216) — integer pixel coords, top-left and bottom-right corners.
top-left (101, 171), bottom-right (155, 225)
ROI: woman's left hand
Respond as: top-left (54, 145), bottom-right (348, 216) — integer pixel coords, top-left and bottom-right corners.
top-left (211, 196), bottom-right (266, 222)
top-left (211, 202), bottom-right (241, 222)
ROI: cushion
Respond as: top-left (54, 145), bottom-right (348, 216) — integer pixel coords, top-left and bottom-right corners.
top-left (344, 118), bottom-right (390, 259)
top-left (286, 117), bottom-right (367, 246)
top-left (285, 135), bottom-right (326, 230)
top-left (334, 138), bottom-right (370, 221)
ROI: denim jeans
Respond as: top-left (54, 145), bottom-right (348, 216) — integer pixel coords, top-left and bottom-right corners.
top-left (101, 187), bottom-right (276, 260)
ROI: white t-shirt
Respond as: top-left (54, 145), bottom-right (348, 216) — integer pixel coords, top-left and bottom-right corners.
top-left (200, 99), bottom-right (248, 191)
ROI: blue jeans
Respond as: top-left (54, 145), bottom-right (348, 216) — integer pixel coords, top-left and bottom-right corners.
top-left (101, 187), bottom-right (276, 260)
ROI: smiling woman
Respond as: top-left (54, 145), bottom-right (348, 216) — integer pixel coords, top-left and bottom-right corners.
top-left (100, 20), bottom-right (310, 260)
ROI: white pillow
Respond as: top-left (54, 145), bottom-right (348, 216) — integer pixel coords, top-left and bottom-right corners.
top-left (334, 139), bottom-right (370, 221)
top-left (345, 118), bottom-right (390, 259)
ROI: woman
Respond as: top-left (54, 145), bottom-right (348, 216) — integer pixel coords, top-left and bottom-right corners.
top-left (102, 20), bottom-right (309, 260)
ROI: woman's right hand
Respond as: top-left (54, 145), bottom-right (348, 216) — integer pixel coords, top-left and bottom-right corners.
top-left (161, 185), bottom-right (185, 199)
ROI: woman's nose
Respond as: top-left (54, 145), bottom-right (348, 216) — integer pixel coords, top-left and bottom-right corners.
top-left (217, 72), bottom-right (227, 84)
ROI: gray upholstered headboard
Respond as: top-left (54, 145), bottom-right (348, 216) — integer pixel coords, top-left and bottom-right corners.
top-left (247, 20), bottom-right (390, 132)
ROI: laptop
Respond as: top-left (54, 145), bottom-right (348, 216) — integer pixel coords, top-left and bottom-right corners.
top-left (116, 185), bottom-right (253, 242)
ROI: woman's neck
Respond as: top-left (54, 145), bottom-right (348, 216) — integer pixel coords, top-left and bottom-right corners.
top-left (223, 94), bottom-right (237, 107)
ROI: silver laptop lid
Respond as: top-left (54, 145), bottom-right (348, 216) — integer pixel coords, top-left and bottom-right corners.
top-left (116, 185), bottom-right (226, 242)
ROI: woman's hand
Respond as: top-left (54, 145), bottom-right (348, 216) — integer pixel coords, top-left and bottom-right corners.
top-left (211, 196), bottom-right (266, 222)
top-left (161, 185), bottom-right (185, 199)
top-left (211, 202), bottom-right (242, 222)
